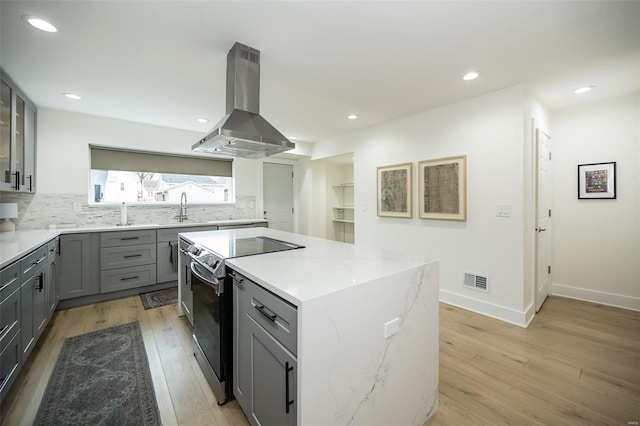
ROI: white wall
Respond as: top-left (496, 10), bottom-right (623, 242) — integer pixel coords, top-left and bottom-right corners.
top-left (551, 94), bottom-right (640, 310)
top-left (36, 108), bottom-right (260, 199)
top-left (313, 86), bottom-right (532, 324)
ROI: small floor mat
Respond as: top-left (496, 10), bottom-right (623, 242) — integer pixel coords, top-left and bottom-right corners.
top-left (139, 286), bottom-right (178, 310)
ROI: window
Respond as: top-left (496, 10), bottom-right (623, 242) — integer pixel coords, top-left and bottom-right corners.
top-left (90, 146), bottom-right (233, 205)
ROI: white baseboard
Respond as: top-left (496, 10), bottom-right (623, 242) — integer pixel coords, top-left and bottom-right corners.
top-left (551, 283), bottom-right (640, 312)
top-left (439, 289), bottom-right (529, 328)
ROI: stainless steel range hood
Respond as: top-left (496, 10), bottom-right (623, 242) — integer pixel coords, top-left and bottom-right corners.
top-left (192, 42), bottom-right (294, 159)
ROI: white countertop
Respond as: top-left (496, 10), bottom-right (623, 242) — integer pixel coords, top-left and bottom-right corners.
top-left (179, 227), bottom-right (432, 305)
top-left (0, 219), bottom-right (267, 270)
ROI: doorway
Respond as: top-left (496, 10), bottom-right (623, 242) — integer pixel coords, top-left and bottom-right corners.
top-left (263, 162), bottom-right (294, 232)
top-left (535, 128), bottom-right (552, 312)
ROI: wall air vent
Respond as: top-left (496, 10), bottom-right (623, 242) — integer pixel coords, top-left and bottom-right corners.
top-left (464, 272), bottom-right (489, 292)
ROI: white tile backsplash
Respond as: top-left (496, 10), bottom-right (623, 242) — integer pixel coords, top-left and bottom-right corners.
top-left (0, 193), bottom-right (258, 230)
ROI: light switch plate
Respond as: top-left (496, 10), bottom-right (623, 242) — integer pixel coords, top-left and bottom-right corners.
top-left (384, 318), bottom-right (400, 339)
top-left (72, 202), bottom-right (82, 212)
top-left (496, 203), bottom-right (511, 217)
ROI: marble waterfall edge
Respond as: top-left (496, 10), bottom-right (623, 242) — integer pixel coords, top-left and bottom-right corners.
top-left (298, 261), bottom-right (439, 425)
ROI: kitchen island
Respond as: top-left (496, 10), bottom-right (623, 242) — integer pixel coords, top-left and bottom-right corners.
top-left (179, 227), bottom-right (439, 426)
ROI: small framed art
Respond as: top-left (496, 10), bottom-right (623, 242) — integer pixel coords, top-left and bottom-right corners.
top-left (377, 162), bottom-right (412, 218)
top-left (418, 155), bottom-right (467, 221)
top-left (578, 162), bottom-right (616, 199)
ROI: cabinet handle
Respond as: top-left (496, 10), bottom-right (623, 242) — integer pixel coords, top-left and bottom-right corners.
top-left (123, 254), bottom-right (142, 258)
top-left (120, 276), bottom-right (139, 281)
top-left (27, 175), bottom-right (32, 192)
top-left (0, 376), bottom-right (6, 387)
top-left (0, 325), bottom-right (8, 336)
top-left (285, 362), bottom-right (294, 414)
top-left (13, 171), bottom-right (20, 190)
top-left (37, 273), bottom-right (44, 292)
top-left (120, 237), bottom-right (139, 241)
top-left (255, 304), bottom-right (277, 322)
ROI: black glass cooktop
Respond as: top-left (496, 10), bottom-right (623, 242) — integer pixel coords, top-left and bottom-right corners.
top-left (229, 236), bottom-right (305, 258)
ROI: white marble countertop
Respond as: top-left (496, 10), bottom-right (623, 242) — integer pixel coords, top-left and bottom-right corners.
top-left (179, 227), bottom-right (432, 305)
top-left (0, 219), bottom-right (267, 270)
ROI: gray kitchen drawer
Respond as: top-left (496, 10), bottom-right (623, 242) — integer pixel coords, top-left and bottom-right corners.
top-left (47, 238), bottom-right (59, 262)
top-left (100, 229), bottom-right (156, 248)
top-left (157, 226), bottom-right (218, 243)
top-left (100, 244), bottom-right (156, 270)
top-left (240, 272), bottom-right (297, 356)
top-left (0, 286), bottom-right (20, 353)
top-left (0, 328), bottom-right (21, 403)
top-left (100, 264), bottom-right (157, 293)
top-left (0, 261), bottom-right (20, 302)
top-left (20, 245), bottom-right (48, 280)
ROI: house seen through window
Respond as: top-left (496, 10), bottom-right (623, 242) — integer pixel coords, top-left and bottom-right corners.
top-left (91, 171), bottom-right (233, 204)
top-left (89, 146), bottom-right (234, 205)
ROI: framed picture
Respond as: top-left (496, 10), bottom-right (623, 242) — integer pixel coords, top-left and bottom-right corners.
top-left (418, 155), bottom-right (467, 221)
top-left (377, 162), bottom-right (412, 218)
top-left (578, 162), bottom-right (616, 199)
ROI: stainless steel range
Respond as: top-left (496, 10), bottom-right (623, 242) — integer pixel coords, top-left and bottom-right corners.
top-left (179, 235), bottom-right (305, 404)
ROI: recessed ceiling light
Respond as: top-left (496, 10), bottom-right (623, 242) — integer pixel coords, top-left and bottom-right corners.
top-left (574, 86), bottom-right (594, 94)
top-left (24, 16), bottom-right (57, 33)
top-left (347, 114), bottom-right (358, 120)
top-left (63, 93), bottom-right (81, 100)
top-left (463, 72), bottom-right (480, 81)
top-left (288, 136), bottom-right (297, 140)
top-left (196, 118), bottom-right (209, 123)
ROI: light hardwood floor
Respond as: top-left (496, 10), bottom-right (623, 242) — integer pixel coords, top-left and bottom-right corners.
top-left (2, 295), bottom-right (639, 425)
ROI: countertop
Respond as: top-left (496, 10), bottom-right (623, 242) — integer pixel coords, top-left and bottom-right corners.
top-left (0, 219), bottom-right (267, 270)
top-left (179, 227), bottom-right (432, 305)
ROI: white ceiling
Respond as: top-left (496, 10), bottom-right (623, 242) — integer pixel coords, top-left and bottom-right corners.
top-left (1, 1), bottom-right (639, 144)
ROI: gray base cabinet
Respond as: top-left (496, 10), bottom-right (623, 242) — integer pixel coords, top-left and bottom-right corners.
top-left (233, 270), bottom-right (297, 426)
top-left (59, 234), bottom-right (100, 300)
top-left (99, 229), bottom-right (157, 294)
top-left (178, 239), bottom-right (193, 325)
top-left (1, 261), bottom-right (21, 403)
top-left (46, 238), bottom-right (59, 320)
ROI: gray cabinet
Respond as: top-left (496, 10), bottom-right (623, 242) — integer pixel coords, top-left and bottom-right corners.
top-left (233, 271), bottom-right (297, 426)
top-left (46, 238), bottom-right (59, 320)
top-left (0, 70), bottom-right (37, 193)
top-left (1, 260), bottom-right (21, 403)
top-left (99, 229), bottom-right (156, 294)
top-left (58, 233), bottom-right (100, 300)
top-left (157, 225), bottom-right (218, 283)
top-left (178, 239), bottom-right (193, 326)
top-left (19, 245), bottom-right (48, 361)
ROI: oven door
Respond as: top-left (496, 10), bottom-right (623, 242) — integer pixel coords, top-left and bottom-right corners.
top-left (191, 260), bottom-right (230, 405)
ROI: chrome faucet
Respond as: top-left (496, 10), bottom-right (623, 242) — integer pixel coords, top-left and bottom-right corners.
top-left (179, 192), bottom-right (188, 222)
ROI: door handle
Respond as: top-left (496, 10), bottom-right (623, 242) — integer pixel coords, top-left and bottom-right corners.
top-left (536, 228), bottom-right (547, 233)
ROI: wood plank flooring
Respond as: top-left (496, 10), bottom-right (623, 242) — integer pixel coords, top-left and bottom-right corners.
top-left (2, 295), bottom-right (639, 425)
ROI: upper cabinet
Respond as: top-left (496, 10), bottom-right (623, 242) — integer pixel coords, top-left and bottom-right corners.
top-left (1, 71), bottom-right (36, 193)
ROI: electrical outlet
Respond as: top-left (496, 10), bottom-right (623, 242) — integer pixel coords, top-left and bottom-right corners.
top-left (384, 318), bottom-right (400, 339)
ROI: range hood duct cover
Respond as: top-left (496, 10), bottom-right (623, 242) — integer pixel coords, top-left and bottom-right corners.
top-left (192, 42), bottom-right (294, 159)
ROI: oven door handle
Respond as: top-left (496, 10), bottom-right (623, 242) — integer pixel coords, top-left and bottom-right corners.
top-left (190, 261), bottom-right (223, 295)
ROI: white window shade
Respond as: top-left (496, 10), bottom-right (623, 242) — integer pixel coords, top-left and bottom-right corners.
top-left (90, 146), bottom-right (232, 177)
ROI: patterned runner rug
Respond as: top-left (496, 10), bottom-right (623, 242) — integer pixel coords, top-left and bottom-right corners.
top-left (35, 322), bottom-right (161, 426)
top-left (139, 287), bottom-right (178, 310)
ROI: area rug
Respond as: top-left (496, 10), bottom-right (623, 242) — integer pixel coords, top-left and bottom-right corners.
top-left (34, 322), bottom-right (161, 426)
top-left (139, 287), bottom-right (178, 310)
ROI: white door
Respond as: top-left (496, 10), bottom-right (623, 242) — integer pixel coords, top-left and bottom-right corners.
top-left (535, 129), bottom-right (552, 312)
top-left (263, 163), bottom-right (294, 232)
